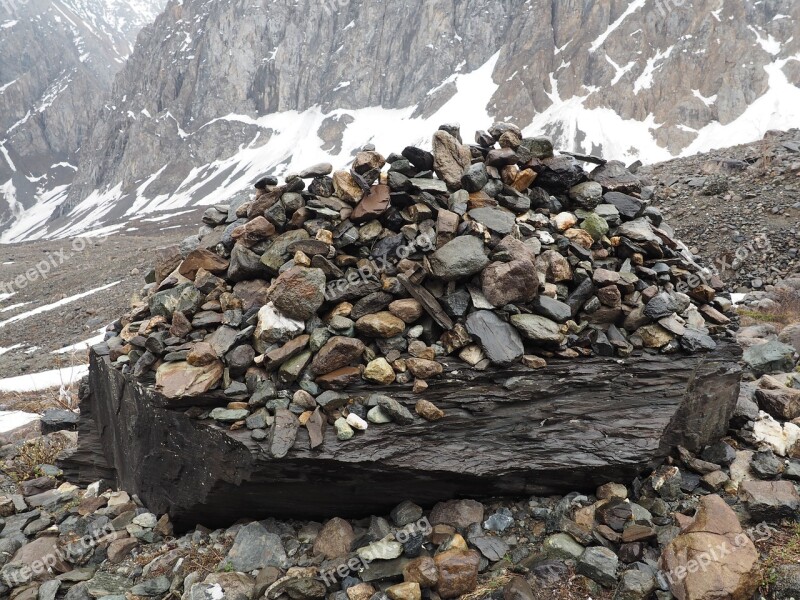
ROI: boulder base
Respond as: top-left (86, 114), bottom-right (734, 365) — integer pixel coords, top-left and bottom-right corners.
top-left (62, 344), bottom-right (741, 529)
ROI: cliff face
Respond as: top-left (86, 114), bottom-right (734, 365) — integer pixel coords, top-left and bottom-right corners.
top-left (4, 0), bottom-right (800, 240)
top-left (0, 0), bottom-right (165, 237)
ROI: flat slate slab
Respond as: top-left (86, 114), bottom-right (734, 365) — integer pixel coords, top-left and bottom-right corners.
top-left (61, 344), bottom-right (741, 529)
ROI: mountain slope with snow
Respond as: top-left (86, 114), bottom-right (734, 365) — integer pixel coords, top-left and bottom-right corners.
top-left (0, 0), bottom-right (166, 238)
top-left (2, 0), bottom-right (799, 242)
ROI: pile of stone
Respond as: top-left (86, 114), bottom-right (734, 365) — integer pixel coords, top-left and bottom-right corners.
top-left (102, 123), bottom-right (735, 431)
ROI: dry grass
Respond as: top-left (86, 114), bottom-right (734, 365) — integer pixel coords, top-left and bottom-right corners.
top-left (133, 539), bottom-right (232, 582)
top-left (756, 522), bottom-right (800, 595)
top-left (0, 433), bottom-right (72, 481)
top-left (738, 288), bottom-right (800, 333)
top-left (0, 390), bottom-right (66, 413)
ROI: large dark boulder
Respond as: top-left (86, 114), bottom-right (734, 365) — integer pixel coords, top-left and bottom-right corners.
top-left (62, 343), bottom-right (741, 529)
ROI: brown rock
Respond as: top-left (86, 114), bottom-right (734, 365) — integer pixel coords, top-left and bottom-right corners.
top-left (347, 583), bottom-right (377, 600)
top-left (232, 216), bottom-right (276, 247)
top-left (233, 279), bottom-right (271, 311)
top-left (11, 537), bottom-right (70, 577)
top-left (389, 299), bottom-right (424, 324)
top-left (481, 259), bottom-right (539, 307)
top-left (262, 335), bottom-right (310, 371)
top-left (313, 517), bottom-right (355, 559)
top-left (155, 245), bottom-right (183, 284)
top-left (432, 130), bottom-right (472, 189)
top-left (333, 170), bottom-right (365, 204)
top-left (403, 556), bottom-right (438, 587)
top-left (415, 399), bottom-right (444, 422)
top-left (155, 360), bottom-right (223, 398)
top-left (353, 151), bottom-right (386, 175)
top-left (316, 367), bottom-right (363, 390)
top-left (434, 549), bottom-right (481, 599)
top-left (564, 228), bottom-right (594, 249)
top-left (306, 407), bottom-right (326, 449)
top-left (351, 185), bottom-right (390, 223)
top-left (267, 267), bottom-right (326, 321)
top-left (536, 250), bottom-right (572, 282)
top-left (660, 494), bottom-right (758, 600)
top-left (311, 337), bottom-right (365, 375)
top-left (430, 499), bottom-right (484, 528)
top-left (179, 248), bottom-right (230, 280)
top-left (386, 582), bottom-right (421, 600)
top-left (187, 341), bottom-right (219, 366)
top-left (756, 375), bottom-right (800, 420)
top-left (363, 358), bottom-right (396, 385)
top-left (169, 310), bottom-right (193, 338)
top-left (355, 312), bottom-right (406, 338)
top-left (107, 537), bottom-right (138, 564)
top-left (406, 358), bottom-right (443, 379)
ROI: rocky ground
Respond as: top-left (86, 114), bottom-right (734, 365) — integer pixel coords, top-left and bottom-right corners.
top-left (639, 129), bottom-right (800, 291)
top-left (0, 309), bottom-right (798, 600)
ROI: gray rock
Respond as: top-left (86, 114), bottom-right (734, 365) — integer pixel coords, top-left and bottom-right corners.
top-left (375, 396), bottom-right (415, 425)
top-left (679, 328), bottom-right (717, 352)
top-left (577, 546), bottom-right (619, 588)
top-left (510, 314), bottom-right (563, 346)
top-left (743, 340), bottom-right (796, 375)
top-left (468, 207), bottom-right (516, 235)
top-left (465, 311), bottom-right (524, 365)
top-left (532, 295), bottom-right (572, 323)
top-left (130, 576), bottom-right (171, 596)
top-left (428, 236), bottom-right (489, 281)
top-left (149, 283), bottom-right (203, 319)
top-left (223, 522), bottom-right (288, 571)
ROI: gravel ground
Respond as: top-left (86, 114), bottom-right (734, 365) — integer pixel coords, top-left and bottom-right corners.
top-left (0, 209), bottom-right (203, 385)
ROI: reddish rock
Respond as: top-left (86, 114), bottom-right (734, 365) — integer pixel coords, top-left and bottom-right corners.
top-left (311, 337), bottom-right (365, 375)
top-left (351, 185), bottom-right (390, 223)
top-left (267, 267), bottom-right (326, 321)
top-left (155, 360), bottom-right (224, 398)
top-left (313, 517), bottom-right (354, 560)
top-left (434, 549), bottom-right (481, 599)
top-left (232, 216), bottom-right (276, 247)
top-left (179, 248), bottom-right (230, 280)
top-left (660, 494), bottom-right (758, 600)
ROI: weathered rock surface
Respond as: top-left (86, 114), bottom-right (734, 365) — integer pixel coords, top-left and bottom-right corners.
top-left (71, 341), bottom-right (741, 527)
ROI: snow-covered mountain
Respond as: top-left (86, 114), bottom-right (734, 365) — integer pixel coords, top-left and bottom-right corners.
top-left (0, 0), bottom-right (166, 237)
top-left (2, 0), bottom-right (799, 242)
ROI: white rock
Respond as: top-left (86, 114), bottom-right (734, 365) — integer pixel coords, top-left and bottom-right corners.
top-left (552, 212), bottom-right (577, 232)
top-left (255, 302), bottom-right (305, 345)
top-left (132, 512), bottom-right (158, 528)
top-left (537, 231), bottom-right (555, 245)
top-left (107, 491), bottom-right (131, 507)
top-left (753, 411), bottom-right (800, 456)
top-left (346, 413), bottom-right (368, 431)
top-left (357, 537), bottom-right (404, 561)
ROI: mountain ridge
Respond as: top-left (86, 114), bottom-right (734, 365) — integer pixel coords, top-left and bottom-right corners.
top-left (2, 0), bottom-right (799, 242)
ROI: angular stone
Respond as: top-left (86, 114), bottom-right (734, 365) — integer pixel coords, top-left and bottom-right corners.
top-left (179, 248), bottom-right (229, 280)
top-left (314, 517), bottom-right (354, 559)
top-left (428, 236), bottom-right (489, 281)
top-left (465, 311), bottom-right (523, 365)
top-left (355, 312), bottom-right (406, 338)
top-left (510, 314), bottom-right (563, 346)
top-left (433, 549), bottom-right (480, 599)
top-left (352, 185), bottom-right (391, 223)
top-left (660, 494), bottom-right (758, 600)
top-left (268, 267), bottom-right (326, 321)
top-left (432, 131), bottom-right (471, 189)
top-left (155, 360), bottom-right (223, 398)
top-left (481, 260), bottom-right (538, 307)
